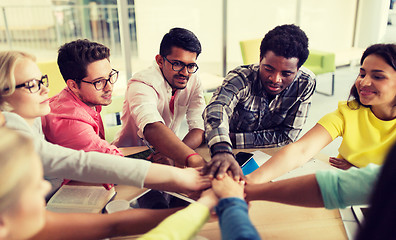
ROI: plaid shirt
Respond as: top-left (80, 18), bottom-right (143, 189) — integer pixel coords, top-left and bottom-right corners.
top-left (204, 64), bottom-right (316, 149)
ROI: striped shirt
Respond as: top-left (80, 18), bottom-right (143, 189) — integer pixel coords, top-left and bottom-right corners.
top-left (204, 64), bottom-right (316, 149)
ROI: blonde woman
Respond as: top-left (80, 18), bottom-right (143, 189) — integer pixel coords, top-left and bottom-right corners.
top-left (0, 51), bottom-right (210, 196)
top-left (0, 126), bottom-right (201, 239)
top-left (0, 126), bottom-right (258, 240)
top-left (0, 127), bottom-right (50, 240)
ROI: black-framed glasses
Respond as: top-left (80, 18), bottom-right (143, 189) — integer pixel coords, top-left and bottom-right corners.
top-left (14, 75), bottom-right (49, 93)
top-left (163, 56), bottom-right (199, 74)
top-left (80, 69), bottom-right (119, 91)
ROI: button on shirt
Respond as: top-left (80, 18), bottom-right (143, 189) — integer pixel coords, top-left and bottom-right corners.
top-left (113, 62), bottom-right (205, 147)
top-left (204, 64), bottom-right (316, 149)
top-left (42, 87), bottom-right (123, 156)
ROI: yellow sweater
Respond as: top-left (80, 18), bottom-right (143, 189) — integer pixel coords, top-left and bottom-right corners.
top-left (138, 202), bottom-right (210, 240)
top-left (318, 101), bottom-right (396, 168)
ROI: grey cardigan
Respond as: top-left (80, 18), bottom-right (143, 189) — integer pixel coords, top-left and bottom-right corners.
top-left (3, 111), bottom-right (150, 193)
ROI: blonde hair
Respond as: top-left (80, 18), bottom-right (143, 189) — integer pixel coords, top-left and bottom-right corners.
top-left (0, 127), bottom-right (35, 213)
top-left (0, 51), bottom-right (36, 111)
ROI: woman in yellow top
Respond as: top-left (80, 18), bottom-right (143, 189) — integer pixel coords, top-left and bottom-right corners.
top-left (248, 43), bottom-right (396, 184)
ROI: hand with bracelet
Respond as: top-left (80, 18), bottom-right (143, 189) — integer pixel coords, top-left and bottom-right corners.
top-left (185, 152), bottom-right (206, 168)
top-left (202, 143), bottom-right (243, 180)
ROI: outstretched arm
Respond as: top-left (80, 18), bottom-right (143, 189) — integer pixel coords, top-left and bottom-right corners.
top-left (245, 164), bottom-right (380, 209)
top-left (29, 208), bottom-right (180, 240)
top-left (138, 189), bottom-right (217, 240)
top-left (246, 124), bottom-right (333, 184)
top-left (212, 174), bottom-right (260, 240)
top-left (245, 174), bottom-right (324, 207)
top-left (144, 122), bottom-right (205, 167)
top-left (144, 165), bottom-right (211, 193)
top-left (202, 143), bottom-right (243, 180)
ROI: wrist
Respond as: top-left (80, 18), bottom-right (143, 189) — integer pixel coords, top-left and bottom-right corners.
top-left (185, 152), bottom-right (200, 167)
top-left (197, 196), bottom-right (218, 210)
top-left (186, 153), bottom-right (205, 168)
top-left (210, 143), bottom-right (233, 158)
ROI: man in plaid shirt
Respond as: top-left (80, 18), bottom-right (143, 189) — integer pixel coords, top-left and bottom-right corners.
top-left (203, 24), bottom-right (316, 179)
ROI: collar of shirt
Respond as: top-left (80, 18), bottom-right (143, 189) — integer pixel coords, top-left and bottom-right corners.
top-left (62, 87), bottom-right (102, 119)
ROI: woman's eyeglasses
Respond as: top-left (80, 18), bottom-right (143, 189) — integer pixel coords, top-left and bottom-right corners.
top-left (14, 75), bottom-right (49, 93)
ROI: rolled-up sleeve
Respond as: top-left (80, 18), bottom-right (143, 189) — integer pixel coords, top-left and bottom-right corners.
top-left (316, 164), bottom-right (380, 209)
top-left (126, 80), bottom-right (165, 137)
top-left (186, 76), bottom-right (205, 131)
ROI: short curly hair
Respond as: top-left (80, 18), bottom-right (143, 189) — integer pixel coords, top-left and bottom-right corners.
top-left (57, 39), bottom-right (110, 85)
top-left (260, 24), bottom-right (309, 68)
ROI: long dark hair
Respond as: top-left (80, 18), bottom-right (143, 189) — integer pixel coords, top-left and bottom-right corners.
top-left (347, 44), bottom-right (396, 109)
top-left (355, 142), bottom-right (396, 240)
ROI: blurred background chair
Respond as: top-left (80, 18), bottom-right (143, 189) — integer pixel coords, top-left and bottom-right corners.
top-left (303, 50), bottom-right (336, 96)
top-left (100, 95), bottom-right (124, 143)
top-left (37, 61), bottom-right (66, 97)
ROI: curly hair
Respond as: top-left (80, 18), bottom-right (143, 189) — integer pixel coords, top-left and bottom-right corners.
top-left (347, 43), bottom-right (396, 109)
top-left (260, 24), bottom-right (309, 68)
top-left (159, 27), bottom-right (202, 57)
top-left (57, 39), bottom-right (110, 85)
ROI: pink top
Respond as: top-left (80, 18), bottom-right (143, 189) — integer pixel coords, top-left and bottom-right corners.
top-left (42, 87), bottom-right (123, 156)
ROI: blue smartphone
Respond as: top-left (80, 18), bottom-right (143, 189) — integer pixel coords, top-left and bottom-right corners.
top-left (235, 152), bottom-right (259, 175)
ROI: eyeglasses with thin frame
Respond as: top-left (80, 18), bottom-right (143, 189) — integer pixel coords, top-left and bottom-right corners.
top-left (80, 69), bottom-right (119, 91)
top-left (162, 56), bottom-right (199, 74)
top-left (14, 75), bottom-right (49, 93)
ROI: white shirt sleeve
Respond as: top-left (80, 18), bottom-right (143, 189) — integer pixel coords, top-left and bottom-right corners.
top-left (126, 80), bottom-right (165, 137)
top-left (185, 75), bottom-right (205, 131)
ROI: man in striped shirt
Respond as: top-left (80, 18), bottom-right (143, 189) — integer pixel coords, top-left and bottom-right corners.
top-left (203, 24), bottom-right (316, 179)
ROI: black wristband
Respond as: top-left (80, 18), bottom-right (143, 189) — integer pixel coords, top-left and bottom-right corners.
top-left (210, 143), bottom-right (233, 158)
top-left (211, 150), bottom-right (234, 158)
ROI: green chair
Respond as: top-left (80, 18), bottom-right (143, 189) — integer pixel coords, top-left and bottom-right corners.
top-left (204, 91), bottom-right (214, 105)
top-left (100, 95), bottom-right (125, 143)
top-left (303, 50), bottom-right (336, 96)
top-left (37, 61), bottom-right (66, 97)
top-left (240, 38), bottom-right (262, 65)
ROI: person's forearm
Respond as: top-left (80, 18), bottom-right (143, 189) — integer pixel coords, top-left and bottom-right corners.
top-left (143, 164), bottom-right (179, 191)
top-left (247, 143), bottom-right (308, 183)
top-left (143, 164), bottom-right (209, 193)
top-left (144, 122), bottom-right (195, 165)
top-left (29, 208), bottom-right (180, 240)
top-left (216, 198), bottom-right (260, 240)
top-left (139, 203), bottom-right (210, 240)
top-left (245, 174), bottom-right (324, 207)
top-left (182, 128), bottom-right (204, 149)
top-left (247, 124), bottom-right (333, 183)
